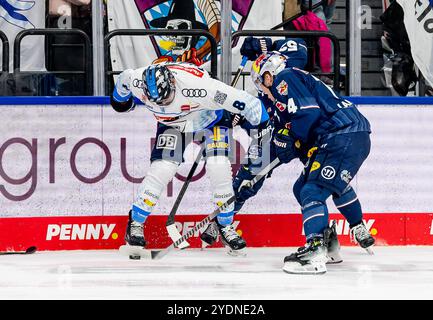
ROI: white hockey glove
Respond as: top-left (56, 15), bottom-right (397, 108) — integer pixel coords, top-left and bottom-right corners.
top-left (114, 69), bottom-right (134, 100)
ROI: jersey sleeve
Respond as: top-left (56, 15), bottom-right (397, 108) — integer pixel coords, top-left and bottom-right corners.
top-left (205, 77), bottom-right (269, 126)
top-left (274, 38), bottom-right (308, 69)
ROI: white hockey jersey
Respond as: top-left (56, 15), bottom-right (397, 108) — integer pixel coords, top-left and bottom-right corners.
top-left (124, 63), bottom-right (267, 132)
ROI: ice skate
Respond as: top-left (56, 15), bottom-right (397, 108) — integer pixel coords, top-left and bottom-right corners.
top-left (217, 222), bottom-right (247, 256)
top-left (200, 220), bottom-right (219, 248)
top-left (350, 221), bottom-right (375, 255)
top-left (121, 210), bottom-right (148, 260)
top-left (283, 238), bottom-right (328, 275)
top-left (324, 221), bottom-right (343, 264)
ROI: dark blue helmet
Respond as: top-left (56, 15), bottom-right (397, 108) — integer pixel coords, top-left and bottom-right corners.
top-left (142, 64), bottom-right (175, 104)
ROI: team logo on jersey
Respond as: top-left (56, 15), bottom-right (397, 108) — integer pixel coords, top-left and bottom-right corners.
top-left (275, 101), bottom-right (286, 112)
top-left (136, 0), bottom-right (254, 63)
top-left (340, 170), bottom-right (353, 183)
top-left (321, 166), bottom-right (336, 180)
top-left (182, 88), bottom-right (207, 98)
top-left (276, 80), bottom-right (288, 95)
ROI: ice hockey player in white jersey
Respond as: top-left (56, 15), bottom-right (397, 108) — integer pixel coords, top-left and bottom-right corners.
top-left (110, 62), bottom-right (271, 256)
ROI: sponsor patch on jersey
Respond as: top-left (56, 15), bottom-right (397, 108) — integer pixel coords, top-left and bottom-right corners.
top-left (214, 90), bottom-right (228, 105)
top-left (156, 134), bottom-right (178, 150)
top-left (310, 161), bottom-right (321, 173)
top-left (182, 89), bottom-right (207, 98)
top-left (321, 166), bottom-right (336, 180)
top-left (275, 101), bottom-right (287, 111)
top-left (276, 80), bottom-right (288, 95)
top-left (307, 147), bottom-right (318, 158)
top-left (132, 79), bottom-right (144, 88)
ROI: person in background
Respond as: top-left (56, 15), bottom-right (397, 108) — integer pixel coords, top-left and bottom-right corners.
top-left (46, 0), bottom-right (92, 95)
top-left (302, 0), bottom-right (336, 25)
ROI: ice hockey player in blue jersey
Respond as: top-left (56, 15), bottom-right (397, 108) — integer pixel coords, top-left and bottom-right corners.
top-left (199, 37), bottom-right (307, 248)
top-left (242, 54), bottom-right (374, 274)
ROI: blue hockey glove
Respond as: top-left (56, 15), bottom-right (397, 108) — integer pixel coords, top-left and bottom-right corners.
top-left (273, 129), bottom-right (299, 164)
top-left (233, 165), bottom-right (267, 204)
top-left (240, 37), bottom-right (273, 61)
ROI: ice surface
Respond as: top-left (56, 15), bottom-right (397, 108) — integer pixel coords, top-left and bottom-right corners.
top-left (0, 247), bottom-right (433, 300)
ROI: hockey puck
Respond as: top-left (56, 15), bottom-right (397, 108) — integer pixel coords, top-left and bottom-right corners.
top-left (129, 255), bottom-right (141, 260)
top-left (26, 246), bottom-right (37, 254)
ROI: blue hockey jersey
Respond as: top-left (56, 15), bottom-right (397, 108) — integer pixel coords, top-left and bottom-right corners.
top-left (274, 38), bottom-right (308, 70)
top-left (270, 67), bottom-right (371, 143)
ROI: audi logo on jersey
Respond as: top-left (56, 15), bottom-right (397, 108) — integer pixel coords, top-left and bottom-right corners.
top-left (182, 89), bottom-right (207, 98)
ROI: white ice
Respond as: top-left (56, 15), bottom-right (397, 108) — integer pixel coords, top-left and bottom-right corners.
top-left (1, 247), bottom-right (433, 300)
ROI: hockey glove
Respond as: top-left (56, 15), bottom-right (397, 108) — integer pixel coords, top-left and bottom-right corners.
top-left (111, 69), bottom-right (136, 113)
top-left (233, 165), bottom-right (267, 204)
top-left (240, 37), bottom-right (273, 61)
top-left (114, 69), bottom-right (134, 99)
top-left (273, 129), bottom-right (299, 164)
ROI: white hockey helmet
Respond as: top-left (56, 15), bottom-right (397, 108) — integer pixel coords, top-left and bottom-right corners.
top-left (251, 52), bottom-right (287, 91)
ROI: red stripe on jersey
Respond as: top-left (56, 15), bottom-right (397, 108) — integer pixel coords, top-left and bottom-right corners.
top-left (168, 65), bottom-right (204, 78)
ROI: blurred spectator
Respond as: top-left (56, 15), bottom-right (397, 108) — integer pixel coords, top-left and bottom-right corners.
top-left (302, 0), bottom-right (336, 25)
top-left (283, 0), bottom-right (301, 22)
top-left (46, 0), bottom-right (92, 95)
top-left (380, 1), bottom-right (417, 96)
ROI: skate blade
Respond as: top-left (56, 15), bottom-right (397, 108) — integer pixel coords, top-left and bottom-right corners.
top-left (326, 257), bottom-right (343, 264)
top-left (283, 262), bottom-right (327, 275)
top-left (201, 240), bottom-right (214, 250)
top-left (118, 245), bottom-right (152, 260)
top-left (326, 252), bottom-right (343, 264)
top-left (226, 247), bottom-right (247, 257)
top-left (365, 247), bottom-right (374, 255)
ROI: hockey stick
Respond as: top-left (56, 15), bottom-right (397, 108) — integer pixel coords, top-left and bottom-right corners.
top-left (151, 158), bottom-right (280, 260)
top-left (165, 58), bottom-right (248, 246)
top-left (231, 56), bottom-right (249, 87)
top-left (165, 144), bottom-right (206, 249)
top-left (0, 246), bottom-right (37, 255)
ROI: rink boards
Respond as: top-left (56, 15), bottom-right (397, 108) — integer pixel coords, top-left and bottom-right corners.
top-left (0, 97), bottom-right (433, 251)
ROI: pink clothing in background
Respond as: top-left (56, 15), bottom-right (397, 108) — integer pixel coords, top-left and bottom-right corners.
top-left (292, 10), bottom-right (332, 73)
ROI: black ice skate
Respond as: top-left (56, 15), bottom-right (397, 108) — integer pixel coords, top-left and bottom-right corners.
top-left (200, 220), bottom-right (219, 248)
top-left (283, 237), bottom-right (328, 275)
top-left (123, 210), bottom-right (148, 260)
top-left (217, 222), bottom-right (247, 256)
top-left (324, 221), bottom-right (343, 264)
top-left (350, 221), bottom-right (375, 254)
